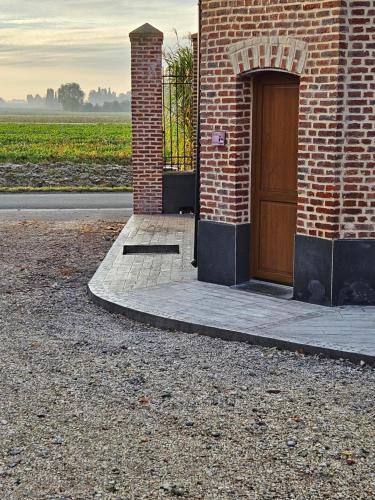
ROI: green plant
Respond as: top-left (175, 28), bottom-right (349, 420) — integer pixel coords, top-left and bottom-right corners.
top-left (163, 32), bottom-right (194, 170)
top-left (0, 122), bottom-right (132, 165)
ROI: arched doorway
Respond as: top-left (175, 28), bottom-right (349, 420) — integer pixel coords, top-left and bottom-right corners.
top-left (251, 71), bottom-right (300, 286)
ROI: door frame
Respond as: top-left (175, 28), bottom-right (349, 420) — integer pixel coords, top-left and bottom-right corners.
top-left (250, 70), bottom-right (300, 285)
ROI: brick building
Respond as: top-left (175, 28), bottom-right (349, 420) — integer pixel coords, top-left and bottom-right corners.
top-left (130, 0), bottom-right (375, 307)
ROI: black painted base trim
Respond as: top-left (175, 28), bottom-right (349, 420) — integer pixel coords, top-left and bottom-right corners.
top-left (197, 220), bottom-right (250, 286)
top-left (294, 235), bottom-right (333, 306)
top-left (294, 235), bottom-right (375, 306)
top-left (162, 171), bottom-right (196, 214)
top-left (197, 224), bottom-right (375, 306)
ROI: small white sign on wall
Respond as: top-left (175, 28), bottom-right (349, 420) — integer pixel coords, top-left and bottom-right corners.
top-left (212, 131), bottom-right (226, 146)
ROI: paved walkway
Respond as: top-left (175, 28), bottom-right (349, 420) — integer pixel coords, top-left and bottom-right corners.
top-left (89, 215), bottom-right (375, 364)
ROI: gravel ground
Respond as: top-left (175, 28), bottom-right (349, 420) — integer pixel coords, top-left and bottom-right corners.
top-left (0, 218), bottom-right (375, 499)
top-left (0, 163), bottom-right (132, 189)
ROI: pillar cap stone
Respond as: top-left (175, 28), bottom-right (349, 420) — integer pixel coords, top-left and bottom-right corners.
top-left (129, 23), bottom-right (163, 39)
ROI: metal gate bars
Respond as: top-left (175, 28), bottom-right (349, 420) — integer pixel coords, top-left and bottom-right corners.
top-left (162, 71), bottom-right (194, 172)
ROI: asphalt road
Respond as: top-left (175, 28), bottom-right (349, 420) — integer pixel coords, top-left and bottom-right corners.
top-left (0, 192), bottom-right (133, 221)
top-left (0, 192), bottom-right (133, 210)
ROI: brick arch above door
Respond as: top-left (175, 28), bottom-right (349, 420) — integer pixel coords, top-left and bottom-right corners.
top-left (228, 36), bottom-right (308, 76)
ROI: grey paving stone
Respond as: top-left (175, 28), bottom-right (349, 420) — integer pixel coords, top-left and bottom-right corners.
top-left (89, 215), bottom-right (375, 364)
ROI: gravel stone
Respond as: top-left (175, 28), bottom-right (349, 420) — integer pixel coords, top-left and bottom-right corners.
top-left (0, 217), bottom-right (375, 499)
top-left (266, 388), bottom-right (282, 394)
top-left (8, 448), bottom-right (22, 456)
top-left (0, 162), bottom-right (132, 188)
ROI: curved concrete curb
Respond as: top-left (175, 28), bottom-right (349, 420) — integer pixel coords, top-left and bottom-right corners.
top-left (88, 215), bottom-right (375, 366)
top-left (88, 284), bottom-right (375, 366)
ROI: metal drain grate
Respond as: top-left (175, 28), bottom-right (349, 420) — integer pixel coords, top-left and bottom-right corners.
top-left (123, 244), bottom-right (180, 255)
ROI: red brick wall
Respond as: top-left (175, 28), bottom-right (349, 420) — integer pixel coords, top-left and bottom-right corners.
top-left (199, 0), bottom-right (374, 240)
top-left (130, 25), bottom-right (164, 214)
top-left (340, 1), bottom-right (375, 238)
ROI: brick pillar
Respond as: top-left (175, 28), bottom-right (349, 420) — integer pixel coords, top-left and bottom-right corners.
top-left (129, 23), bottom-right (164, 214)
top-left (191, 33), bottom-right (199, 171)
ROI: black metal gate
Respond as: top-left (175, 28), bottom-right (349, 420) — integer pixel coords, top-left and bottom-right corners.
top-left (163, 71), bottom-right (194, 171)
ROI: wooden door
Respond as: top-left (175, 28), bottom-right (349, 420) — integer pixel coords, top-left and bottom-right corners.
top-left (251, 72), bottom-right (299, 285)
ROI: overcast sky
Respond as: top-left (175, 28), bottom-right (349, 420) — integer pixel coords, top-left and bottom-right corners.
top-left (0, 0), bottom-right (198, 100)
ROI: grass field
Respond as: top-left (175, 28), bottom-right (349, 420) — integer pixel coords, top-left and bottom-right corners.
top-left (0, 109), bottom-right (131, 124)
top-left (0, 111), bottom-right (132, 165)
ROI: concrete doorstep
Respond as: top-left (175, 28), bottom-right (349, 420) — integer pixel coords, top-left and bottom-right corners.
top-left (88, 215), bottom-right (375, 365)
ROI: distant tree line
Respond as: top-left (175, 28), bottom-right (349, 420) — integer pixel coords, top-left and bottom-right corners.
top-left (57, 83), bottom-right (131, 112)
top-left (0, 83), bottom-right (131, 113)
top-left (27, 88), bottom-right (60, 109)
top-left (88, 87), bottom-right (131, 106)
